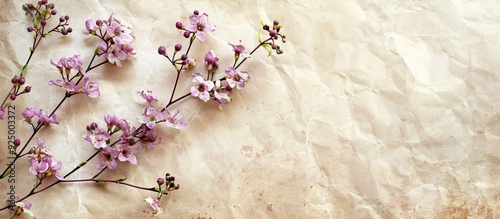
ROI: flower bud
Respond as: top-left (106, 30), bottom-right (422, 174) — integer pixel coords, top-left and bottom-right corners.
top-left (67, 27), bottom-right (73, 33)
top-left (273, 20), bottom-right (279, 26)
top-left (263, 24), bottom-right (269, 30)
top-left (59, 16), bottom-right (65, 22)
top-left (14, 139), bottom-right (21, 146)
top-left (147, 135), bottom-right (156, 142)
top-left (193, 10), bottom-right (199, 15)
top-left (157, 46), bottom-right (166, 55)
top-left (48, 3), bottom-right (54, 9)
top-left (40, 19), bottom-right (47, 26)
top-left (183, 31), bottom-right (190, 38)
top-left (64, 15), bottom-right (70, 21)
top-left (41, 0), bottom-right (48, 4)
top-left (18, 77), bottom-right (25, 85)
top-left (24, 86), bottom-right (32, 93)
top-left (10, 93), bottom-right (16, 100)
top-left (96, 19), bottom-right (103, 26)
top-left (181, 54), bottom-right (188, 61)
top-left (175, 21), bottom-right (183, 29)
top-left (11, 75), bottom-right (18, 84)
top-left (90, 122), bottom-right (98, 130)
top-left (51, 10), bottom-right (57, 15)
top-left (269, 30), bottom-right (277, 37)
top-left (157, 178), bottom-right (165, 186)
top-left (174, 44), bottom-right (182, 52)
top-left (27, 26), bottom-right (34, 32)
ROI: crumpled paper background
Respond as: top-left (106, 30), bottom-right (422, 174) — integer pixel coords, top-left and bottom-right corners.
top-left (1, 0), bottom-right (500, 218)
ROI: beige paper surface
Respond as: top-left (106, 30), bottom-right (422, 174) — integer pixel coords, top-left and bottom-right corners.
top-left (1, 0), bottom-right (500, 218)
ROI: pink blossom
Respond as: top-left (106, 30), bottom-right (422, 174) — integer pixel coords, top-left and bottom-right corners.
top-left (82, 77), bottom-right (100, 98)
top-left (225, 67), bottom-right (250, 89)
top-left (139, 90), bottom-right (158, 103)
top-left (50, 55), bottom-right (85, 75)
top-left (15, 202), bottom-right (34, 217)
top-left (213, 80), bottom-right (231, 109)
top-left (190, 74), bottom-right (214, 102)
top-left (22, 107), bottom-right (58, 126)
top-left (48, 79), bottom-right (77, 92)
top-left (139, 104), bottom-right (166, 129)
top-left (84, 19), bottom-right (98, 35)
top-left (144, 197), bottom-right (163, 217)
top-left (97, 147), bottom-right (119, 169)
top-left (229, 43), bottom-right (251, 60)
top-left (106, 18), bottom-right (133, 44)
top-left (83, 128), bottom-right (110, 149)
top-left (166, 109), bottom-right (186, 129)
top-left (139, 127), bottom-right (162, 150)
top-left (116, 144), bottom-right (139, 164)
top-left (104, 43), bottom-right (136, 67)
top-left (185, 13), bottom-right (216, 42)
top-left (29, 157), bottom-right (63, 179)
top-left (204, 50), bottom-right (219, 70)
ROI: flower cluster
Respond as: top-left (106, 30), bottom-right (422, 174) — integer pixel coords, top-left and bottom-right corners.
top-left (189, 50), bottom-right (250, 109)
top-left (28, 138), bottom-right (63, 180)
top-left (144, 173), bottom-right (179, 217)
top-left (22, 107), bottom-right (58, 126)
top-left (85, 15), bottom-right (136, 67)
top-left (49, 55), bottom-right (100, 98)
top-left (83, 91), bottom-right (185, 170)
top-left (176, 10), bottom-right (216, 42)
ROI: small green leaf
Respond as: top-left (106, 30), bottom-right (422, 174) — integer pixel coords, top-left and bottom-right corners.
top-left (94, 46), bottom-right (99, 55)
top-left (21, 64), bottom-right (28, 77)
top-left (1, 167), bottom-right (13, 178)
top-left (44, 32), bottom-right (52, 37)
top-left (257, 29), bottom-right (263, 43)
top-left (262, 44), bottom-right (272, 57)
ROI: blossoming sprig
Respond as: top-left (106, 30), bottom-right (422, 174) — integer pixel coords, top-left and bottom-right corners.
top-left (0, 14), bottom-right (134, 182)
top-left (144, 174), bottom-right (180, 217)
top-left (84, 15), bottom-right (136, 67)
top-left (0, 0), bottom-right (71, 120)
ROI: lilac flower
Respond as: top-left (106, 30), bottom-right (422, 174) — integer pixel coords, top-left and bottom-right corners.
top-left (225, 67), bottom-right (250, 89)
top-left (92, 15), bottom-right (136, 67)
top-left (50, 55), bottom-right (85, 75)
top-left (104, 112), bottom-right (120, 129)
top-left (139, 104), bottom-right (166, 129)
top-left (83, 128), bottom-right (111, 149)
top-left (213, 80), bottom-right (231, 109)
top-left (22, 107), bottom-right (58, 126)
top-left (185, 12), bottom-right (216, 42)
top-left (84, 19), bottom-right (98, 35)
top-left (116, 144), bottom-right (139, 164)
top-left (139, 127), bottom-right (162, 150)
top-left (82, 77), bottom-right (100, 98)
top-left (106, 18), bottom-right (133, 44)
top-left (229, 43), bottom-right (251, 60)
top-left (204, 50), bottom-right (219, 71)
top-left (139, 90), bottom-right (158, 103)
top-left (166, 109), bottom-right (186, 129)
top-left (14, 202), bottom-right (34, 217)
top-left (144, 197), bottom-right (163, 217)
top-left (191, 74), bottom-right (214, 102)
top-left (48, 79), bottom-right (77, 92)
top-left (97, 147), bottom-right (119, 169)
top-left (29, 157), bottom-right (63, 179)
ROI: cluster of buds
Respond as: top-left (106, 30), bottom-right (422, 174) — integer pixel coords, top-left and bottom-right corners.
top-left (84, 15), bottom-right (136, 67)
top-left (262, 20), bottom-right (286, 54)
top-left (23, 0), bottom-right (72, 36)
top-left (9, 75), bottom-right (31, 100)
top-left (144, 173), bottom-right (179, 217)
